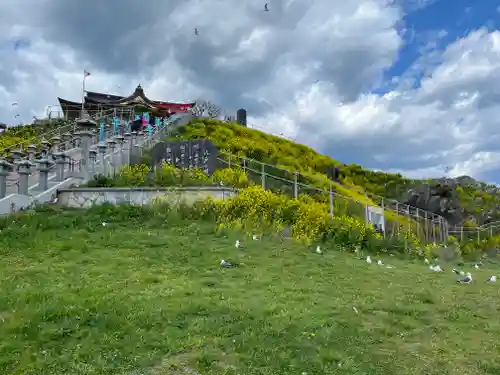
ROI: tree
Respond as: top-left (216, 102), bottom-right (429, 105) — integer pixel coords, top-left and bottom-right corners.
top-left (206, 101), bottom-right (221, 119)
top-left (191, 99), bottom-right (221, 119)
top-left (191, 100), bottom-right (207, 117)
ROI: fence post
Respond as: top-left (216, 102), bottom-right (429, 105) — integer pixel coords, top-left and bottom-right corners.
top-left (406, 205), bottom-right (411, 250)
top-left (293, 172), bottom-right (298, 199)
top-left (381, 198), bottom-right (386, 238)
top-left (432, 216), bottom-right (436, 243)
top-left (415, 208), bottom-right (420, 242)
top-left (443, 221), bottom-right (448, 245)
top-left (395, 202), bottom-right (399, 239)
top-left (460, 226), bottom-right (463, 242)
top-left (329, 182), bottom-right (334, 218)
top-left (261, 163), bottom-right (265, 189)
top-left (423, 211), bottom-right (428, 242)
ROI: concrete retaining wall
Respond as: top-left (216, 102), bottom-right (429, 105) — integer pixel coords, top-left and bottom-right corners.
top-left (56, 186), bottom-right (236, 208)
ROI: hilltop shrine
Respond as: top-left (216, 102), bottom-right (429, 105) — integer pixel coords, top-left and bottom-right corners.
top-left (57, 84), bottom-right (195, 120)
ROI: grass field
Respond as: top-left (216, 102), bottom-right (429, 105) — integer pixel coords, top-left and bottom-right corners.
top-left (1, 206), bottom-right (500, 375)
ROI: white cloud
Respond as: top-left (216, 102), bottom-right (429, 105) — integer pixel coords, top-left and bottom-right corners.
top-left (0, 0), bottom-right (499, 182)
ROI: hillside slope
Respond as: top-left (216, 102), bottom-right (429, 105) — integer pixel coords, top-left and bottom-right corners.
top-left (0, 120), bottom-right (67, 155)
top-left (174, 118), bottom-right (500, 226)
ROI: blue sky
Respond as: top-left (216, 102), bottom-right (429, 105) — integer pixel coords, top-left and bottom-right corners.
top-left (378, 0), bottom-right (500, 93)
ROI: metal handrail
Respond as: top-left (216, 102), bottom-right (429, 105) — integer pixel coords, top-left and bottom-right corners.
top-left (216, 151), bottom-right (447, 224)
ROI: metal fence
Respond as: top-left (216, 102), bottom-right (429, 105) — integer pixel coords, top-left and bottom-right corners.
top-left (448, 221), bottom-right (500, 243)
top-left (217, 151), bottom-right (448, 245)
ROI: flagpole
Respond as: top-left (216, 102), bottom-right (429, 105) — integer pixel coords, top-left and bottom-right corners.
top-left (81, 70), bottom-right (86, 118)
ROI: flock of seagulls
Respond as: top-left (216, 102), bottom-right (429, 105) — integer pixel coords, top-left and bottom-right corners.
top-left (195, 3), bottom-right (270, 36)
top-left (222, 232), bottom-right (498, 289)
top-left (424, 256), bottom-right (495, 284)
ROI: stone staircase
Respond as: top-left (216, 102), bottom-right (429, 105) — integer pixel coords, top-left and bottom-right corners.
top-left (0, 111), bottom-right (193, 215)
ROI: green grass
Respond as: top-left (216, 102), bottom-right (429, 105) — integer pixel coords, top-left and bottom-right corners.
top-left (1, 207), bottom-right (500, 375)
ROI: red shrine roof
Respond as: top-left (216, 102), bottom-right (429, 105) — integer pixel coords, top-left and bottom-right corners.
top-left (57, 84), bottom-right (195, 114)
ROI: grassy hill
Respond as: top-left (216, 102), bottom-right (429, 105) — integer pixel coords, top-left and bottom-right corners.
top-left (1, 204), bottom-right (499, 375)
top-left (174, 118), bottom-right (500, 227)
top-left (0, 120), bottom-right (67, 155)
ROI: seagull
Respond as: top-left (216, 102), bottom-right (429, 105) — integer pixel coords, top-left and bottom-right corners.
top-left (11, 102), bottom-right (18, 106)
top-left (220, 259), bottom-right (238, 268)
top-left (316, 245), bottom-right (322, 254)
top-left (366, 256), bottom-right (372, 264)
top-left (430, 265), bottom-right (443, 272)
top-left (457, 272), bottom-right (472, 284)
top-left (235, 240), bottom-right (241, 248)
top-left (102, 222), bottom-right (107, 227)
top-left (487, 275), bottom-right (496, 283)
top-left (474, 264), bottom-right (480, 270)
top-left (252, 234), bottom-right (260, 241)
top-left (194, 28), bottom-right (199, 35)
top-left (264, 3), bottom-right (269, 11)
top-left (14, 114), bottom-right (20, 118)
top-left (377, 260), bottom-right (383, 266)
top-left (453, 268), bottom-right (465, 276)
top-left (424, 258), bottom-right (429, 264)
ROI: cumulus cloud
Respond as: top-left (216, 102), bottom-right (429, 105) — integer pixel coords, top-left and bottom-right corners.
top-left (0, 0), bottom-right (499, 182)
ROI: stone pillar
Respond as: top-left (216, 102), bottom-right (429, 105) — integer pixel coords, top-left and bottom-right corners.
top-left (114, 135), bottom-right (125, 167)
top-left (106, 139), bottom-right (117, 175)
top-left (36, 158), bottom-right (52, 191)
top-left (27, 144), bottom-right (37, 161)
top-left (98, 143), bottom-right (108, 176)
top-left (17, 160), bottom-right (31, 196)
top-left (10, 149), bottom-right (25, 162)
top-left (72, 135), bottom-right (81, 148)
top-left (62, 132), bottom-right (72, 149)
top-left (52, 152), bottom-right (66, 181)
top-left (89, 149), bottom-right (97, 177)
top-left (40, 140), bottom-right (51, 157)
top-left (75, 117), bottom-right (97, 157)
top-left (50, 136), bottom-right (62, 152)
top-left (0, 158), bottom-right (13, 198)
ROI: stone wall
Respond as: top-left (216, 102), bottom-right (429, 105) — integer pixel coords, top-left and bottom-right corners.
top-left (56, 186), bottom-right (236, 208)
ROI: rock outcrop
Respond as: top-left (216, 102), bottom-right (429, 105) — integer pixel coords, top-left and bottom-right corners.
top-left (401, 181), bottom-right (463, 225)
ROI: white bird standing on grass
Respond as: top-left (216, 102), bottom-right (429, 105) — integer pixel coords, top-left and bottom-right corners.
top-left (487, 275), bottom-right (496, 283)
top-left (424, 258), bottom-right (429, 264)
top-left (366, 256), bottom-right (372, 264)
top-left (252, 234), bottom-right (260, 241)
top-left (235, 240), bottom-right (241, 248)
top-left (430, 265), bottom-right (443, 272)
top-left (220, 260), bottom-right (236, 268)
top-left (475, 264), bottom-right (480, 270)
top-left (377, 260), bottom-right (383, 266)
top-left (316, 245), bottom-right (322, 254)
